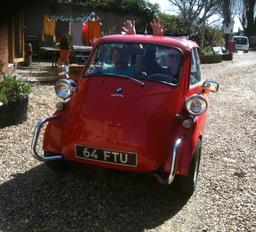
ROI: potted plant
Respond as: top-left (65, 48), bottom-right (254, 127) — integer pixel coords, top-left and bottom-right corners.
top-left (0, 75), bottom-right (31, 128)
top-left (59, 33), bottom-right (72, 64)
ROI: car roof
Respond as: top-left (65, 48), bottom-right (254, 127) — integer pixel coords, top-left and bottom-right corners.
top-left (95, 34), bottom-right (198, 52)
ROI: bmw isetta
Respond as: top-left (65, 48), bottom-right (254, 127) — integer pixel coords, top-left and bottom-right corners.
top-left (32, 34), bottom-right (219, 195)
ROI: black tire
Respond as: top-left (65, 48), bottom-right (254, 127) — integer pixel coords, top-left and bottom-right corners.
top-left (44, 153), bottom-right (71, 172)
top-left (174, 139), bottom-right (202, 196)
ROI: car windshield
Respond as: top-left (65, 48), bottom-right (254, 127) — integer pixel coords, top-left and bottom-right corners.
top-left (84, 42), bottom-right (182, 85)
top-left (234, 37), bottom-right (248, 45)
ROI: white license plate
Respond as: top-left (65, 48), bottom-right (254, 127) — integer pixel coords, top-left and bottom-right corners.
top-left (75, 145), bottom-right (137, 166)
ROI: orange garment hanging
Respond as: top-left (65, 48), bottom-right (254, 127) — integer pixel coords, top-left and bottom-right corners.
top-left (87, 19), bottom-right (101, 45)
top-left (82, 23), bottom-right (89, 46)
top-left (43, 15), bottom-right (56, 37)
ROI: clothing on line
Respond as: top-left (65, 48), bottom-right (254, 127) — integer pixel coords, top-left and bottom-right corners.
top-left (87, 19), bottom-right (101, 45)
top-left (42, 15), bottom-right (101, 46)
top-left (43, 15), bottom-right (56, 37)
top-left (82, 23), bottom-right (89, 46)
top-left (71, 21), bottom-right (84, 46)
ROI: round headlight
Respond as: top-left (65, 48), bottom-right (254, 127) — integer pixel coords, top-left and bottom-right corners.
top-left (55, 79), bottom-right (76, 100)
top-left (185, 95), bottom-right (208, 116)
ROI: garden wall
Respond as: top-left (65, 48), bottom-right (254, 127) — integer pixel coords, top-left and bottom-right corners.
top-left (25, 3), bottom-right (143, 55)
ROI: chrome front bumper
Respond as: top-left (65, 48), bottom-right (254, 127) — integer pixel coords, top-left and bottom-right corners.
top-left (168, 137), bottom-right (183, 184)
top-left (154, 137), bottom-right (183, 185)
top-left (31, 115), bottom-right (63, 161)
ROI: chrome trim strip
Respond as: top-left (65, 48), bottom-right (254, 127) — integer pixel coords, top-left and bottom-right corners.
top-left (31, 115), bottom-right (63, 161)
top-left (189, 80), bottom-right (204, 90)
top-left (168, 137), bottom-right (183, 184)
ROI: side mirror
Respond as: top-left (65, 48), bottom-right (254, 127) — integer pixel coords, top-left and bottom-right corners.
top-left (203, 80), bottom-right (219, 93)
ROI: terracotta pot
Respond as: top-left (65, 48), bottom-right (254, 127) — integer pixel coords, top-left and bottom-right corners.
top-left (60, 50), bottom-right (70, 60)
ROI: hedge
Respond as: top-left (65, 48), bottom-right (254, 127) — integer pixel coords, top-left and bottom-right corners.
top-left (200, 54), bottom-right (222, 64)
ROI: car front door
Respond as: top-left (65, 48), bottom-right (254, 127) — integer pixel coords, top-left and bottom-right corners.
top-left (186, 47), bottom-right (207, 144)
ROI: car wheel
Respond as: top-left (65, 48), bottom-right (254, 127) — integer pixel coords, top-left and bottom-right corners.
top-left (44, 153), bottom-right (70, 171)
top-left (174, 139), bottom-right (202, 195)
top-left (245, 50), bottom-right (249, 53)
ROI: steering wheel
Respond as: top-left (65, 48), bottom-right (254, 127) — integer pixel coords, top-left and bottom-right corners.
top-left (148, 73), bottom-right (173, 82)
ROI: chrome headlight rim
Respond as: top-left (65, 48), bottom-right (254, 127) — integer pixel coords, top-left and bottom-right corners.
top-left (185, 95), bottom-right (208, 116)
top-left (55, 79), bottom-right (77, 100)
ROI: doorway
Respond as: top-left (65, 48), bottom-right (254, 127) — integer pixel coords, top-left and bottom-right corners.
top-left (9, 12), bottom-right (25, 63)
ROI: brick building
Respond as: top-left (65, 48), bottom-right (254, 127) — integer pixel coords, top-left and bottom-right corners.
top-left (0, 3), bottom-right (25, 72)
top-left (0, 22), bottom-right (9, 72)
top-left (0, 0), bottom-right (148, 71)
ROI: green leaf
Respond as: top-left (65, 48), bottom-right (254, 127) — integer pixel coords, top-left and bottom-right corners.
top-left (0, 75), bottom-right (31, 105)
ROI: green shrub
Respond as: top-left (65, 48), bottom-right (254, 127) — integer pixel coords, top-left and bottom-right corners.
top-left (59, 33), bottom-right (72, 50)
top-left (156, 13), bottom-right (186, 34)
top-left (202, 46), bottom-right (214, 55)
top-left (200, 54), bottom-right (222, 64)
top-left (204, 26), bottom-right (224, 47)
top-left (0, 75), bottom-right (31, 105)
top-left (222, 53), bottom-right (233, 61)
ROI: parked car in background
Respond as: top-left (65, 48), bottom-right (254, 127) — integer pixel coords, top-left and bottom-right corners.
top-left (32, 34), bottom-right (219, 195)
top-left (233, 36), bottom-right (249, 53)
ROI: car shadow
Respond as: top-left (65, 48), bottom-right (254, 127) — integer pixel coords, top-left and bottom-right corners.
top-left (0, 163), bottom-right (190, 232)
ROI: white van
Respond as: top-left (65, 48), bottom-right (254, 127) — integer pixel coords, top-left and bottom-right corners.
top-left (233, 36), bottom-right (249, 53)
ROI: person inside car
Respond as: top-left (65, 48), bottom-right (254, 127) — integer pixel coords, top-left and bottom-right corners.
top-left (163, 49), bottom-right (181, 78)
top-left (103, 45), bottom-right (137, 76)
top-left (122, 19), bottom-right (180, 82)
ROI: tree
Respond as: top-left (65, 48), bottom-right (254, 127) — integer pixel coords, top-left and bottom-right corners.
top-left (77, 0), bottom-right (160, 33)
top-left (78, 0), bottom-right (159, 21)
top-left (204, 26), bottom-right (224, 47)
top-left (239, 0), bottom-right (256, 36)
top-left (218, 0), bottom-right (239, 24)
top-left (168, 0), bottom-right (221, 48)
top-left (156, 13), bottom-right (186, 34)
top-left (218, 0), bottom-right (237, 48)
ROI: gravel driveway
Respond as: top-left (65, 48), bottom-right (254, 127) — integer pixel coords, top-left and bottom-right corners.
top-left (0, 52), bottom-right (255, 232)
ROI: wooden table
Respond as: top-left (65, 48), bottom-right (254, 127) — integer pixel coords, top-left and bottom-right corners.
top-left (40, 46), bottom-right (93, 67)
top-left (72, 45), bottom-right (92, 53)
top-left (40, 47), bottom-right (60, 67)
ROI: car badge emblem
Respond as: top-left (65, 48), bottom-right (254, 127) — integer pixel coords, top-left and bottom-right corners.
top-left (111, 87), bottom-right (124, 98)
top-left (116, 87), bottom-right (123, 93)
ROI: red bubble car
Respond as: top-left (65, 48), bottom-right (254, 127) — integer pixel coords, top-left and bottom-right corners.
top-left (32, 34), bottom-right (219, 195)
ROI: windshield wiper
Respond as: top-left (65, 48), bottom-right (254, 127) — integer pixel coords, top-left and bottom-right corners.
top-left (126, 76), bottom-right (144, 86)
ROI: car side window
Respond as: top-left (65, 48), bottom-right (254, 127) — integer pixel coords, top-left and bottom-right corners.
top-left (190, 48), bottom-right (202, 86)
